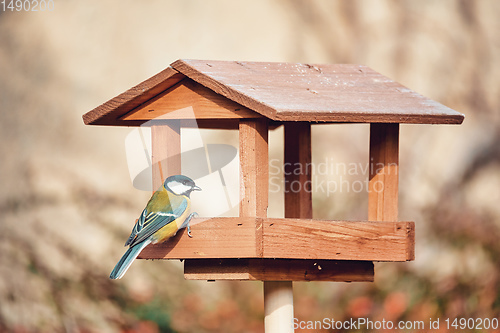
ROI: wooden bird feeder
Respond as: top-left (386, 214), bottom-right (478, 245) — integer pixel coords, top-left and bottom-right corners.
top-left (83, 59), bottom-right (463, 332)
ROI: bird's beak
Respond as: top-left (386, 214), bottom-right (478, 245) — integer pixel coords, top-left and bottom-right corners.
top-left (193, 185), bottom-right (202, 191)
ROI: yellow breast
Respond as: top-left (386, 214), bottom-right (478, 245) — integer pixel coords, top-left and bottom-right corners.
top-left (151, 196), bottom-right (190, 244)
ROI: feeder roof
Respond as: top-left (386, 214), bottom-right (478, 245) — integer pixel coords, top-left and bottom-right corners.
top-left (83, 59), bottom-right (464, 126)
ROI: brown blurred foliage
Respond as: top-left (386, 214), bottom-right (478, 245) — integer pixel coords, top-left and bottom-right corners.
top-left (1, 0), bottom-right (499, 332)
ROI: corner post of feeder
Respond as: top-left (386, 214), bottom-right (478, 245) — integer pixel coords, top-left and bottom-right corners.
top-left (368, 123), bottom-right (399, 221)
top-left (151, 121), bottom-right (181, 191)
top-left (239, 118), bottom-right (269, 220)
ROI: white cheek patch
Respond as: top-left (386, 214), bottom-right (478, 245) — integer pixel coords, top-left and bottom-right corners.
top-left (168, 181), bottom-right (192, 195)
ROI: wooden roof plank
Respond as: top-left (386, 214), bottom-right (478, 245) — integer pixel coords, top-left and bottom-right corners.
top-left (83, 59), bottom-right (464, 126)
top-left (171, 59), bottom-right (279, 120)
top-left (83, 67), bottom-right (185, 125)
top-left (172, 59), bottom-right (464, 124)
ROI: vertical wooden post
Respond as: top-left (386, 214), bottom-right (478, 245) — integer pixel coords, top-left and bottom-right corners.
top-left (368, 123), bottom-right (399, 221)
top-left (263, 122), bottom-right (312, 333)
top-left (241, 118), bottom-right (288, 332)
top-left (151, 121), bottom-right (181, 191)
top-left (284, 122), bottom-right (312, 218)
top-left (239, 119), bottom-right (269, 219)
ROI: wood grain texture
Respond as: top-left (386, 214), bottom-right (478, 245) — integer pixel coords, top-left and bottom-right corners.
top-left (368, 123), bottom-right (399, 222)
top-left (139, 217), bottom-right (414, 261)
top-left (121, 78), bottom-right (261, 121)
top-left (172, 59), bottom-right (464, 124)
top-left (184, 259), bottom-right (374, 282)
top-left (262, 218), bottom-right (414, 261)
top-left (239, 118), bottom-right (268, 259)
top-left (83, 67), bottom-right (184, 126)
top-left (239, 119), bottom-right (269, 220)
top-left (151, 123), bottom-right (181, 191)
top-left (139, 217), bottom-right (260, 259)
top-left (284, 122), bottom-right (312, 218)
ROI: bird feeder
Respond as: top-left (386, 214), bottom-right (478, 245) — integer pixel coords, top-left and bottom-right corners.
top-left (83, 59), bottom-right (464, 332)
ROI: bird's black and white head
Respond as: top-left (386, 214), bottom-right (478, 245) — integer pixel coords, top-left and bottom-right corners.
top-left (164, 175), bottom-right (201, 197)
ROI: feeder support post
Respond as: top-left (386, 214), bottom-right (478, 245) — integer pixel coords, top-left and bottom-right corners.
top-left (151, 121), bottom-right (181, 191)
top-left (368, 123), bottom-right (399, 221)
top-left (264, 122), bottom-right (312, 333)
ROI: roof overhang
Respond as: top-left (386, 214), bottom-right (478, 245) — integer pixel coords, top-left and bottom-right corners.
top-left (83, 59), bottom-right (464, 128)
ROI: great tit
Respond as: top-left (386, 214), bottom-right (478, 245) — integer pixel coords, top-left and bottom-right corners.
top-left (110, 175), bottom-right (201, 279)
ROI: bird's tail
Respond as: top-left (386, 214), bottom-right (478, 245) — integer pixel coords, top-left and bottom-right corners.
top-left (109, 239), bottom-right (152, 279)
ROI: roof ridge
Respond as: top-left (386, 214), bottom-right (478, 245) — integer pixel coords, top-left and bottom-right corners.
top-left (171, 59), bottom-right (278, 120)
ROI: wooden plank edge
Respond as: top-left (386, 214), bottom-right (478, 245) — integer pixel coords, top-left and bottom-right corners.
top-left (138, 217), bottom-right (260, 260)
top-left (262, 219), bottom-right (414, 261)
top-left (101, 118), bottom-right (246, 129)
top-left (274, 111), bottom-right (464, 125)
top-left (184, 259), bottom-right (374, 282)
top-left (137, 217), bottom-right (415, 262)
top-left (406, 221), bottom-right (415, 261)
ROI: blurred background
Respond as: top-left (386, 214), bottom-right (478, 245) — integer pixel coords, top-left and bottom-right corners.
top-left (1, 0), bottom-right (499, 332)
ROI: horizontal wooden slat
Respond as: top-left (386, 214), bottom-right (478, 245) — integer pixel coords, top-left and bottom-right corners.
top-left (138, 217), bottom-right (261, 259)
top-left (184, 259), bottom-right (374, 282)
top-left (137, 217), bottom-right (414, 262)
top-left (262, 218), bottom-right (414, 261)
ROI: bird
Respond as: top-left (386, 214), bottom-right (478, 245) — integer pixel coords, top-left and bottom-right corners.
top-left (110, 174), bottom-right (201, 279)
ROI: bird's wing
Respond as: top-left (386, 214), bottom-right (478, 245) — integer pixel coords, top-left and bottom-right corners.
top-left (124, 209), bottom-right (147, 246)
top-left (124, 188), bottom-right (171, 246)
top-left (128, 191), bottom-right (188, 247)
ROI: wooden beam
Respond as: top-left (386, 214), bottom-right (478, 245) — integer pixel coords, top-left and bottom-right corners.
top-left (239, 118), bottom-right (269, 258)
top-left (262, 219), bottom-right (414, 261)
top-left (368, 123), bottom-right (399, 222)
top-left (183, 259), bottom-right (374, 282)
top-left (284, 122), bottom-right (312, 218)
top-left (140, 217), bottom-right (414, 261)
top-left (239, 118), bottom-right (269, 219)
top-left (368, 124), bottom-right (413, 260)
top-left (151, 122), bottom-right (181, 191)
top-left (184, 259), bottom-right (374, 282)
top-left (139, 217), bottom-right (260, 259)
top-left (257, 260), bottom-right (373, 282)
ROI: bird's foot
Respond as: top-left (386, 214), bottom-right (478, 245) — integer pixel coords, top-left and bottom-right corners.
top-left (183, 212), bottom-right (198, 238)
